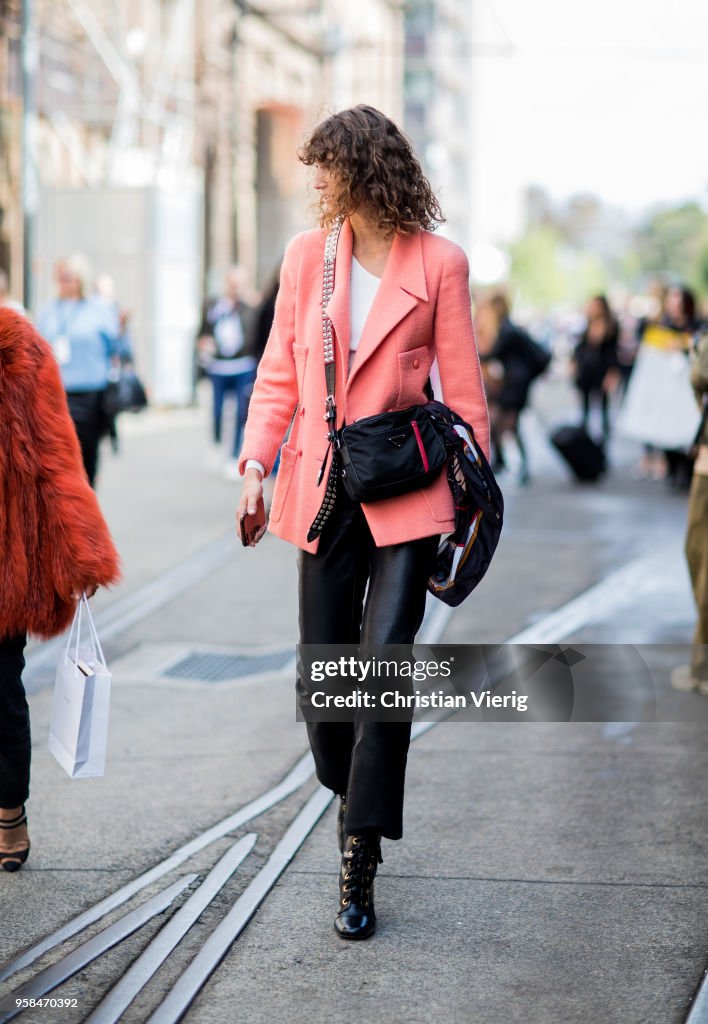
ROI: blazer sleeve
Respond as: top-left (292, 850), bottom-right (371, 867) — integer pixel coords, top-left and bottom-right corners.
top-left (433, 247), bottom-right (491, 459)
top-left (238, 233), bottom-right (304, 476)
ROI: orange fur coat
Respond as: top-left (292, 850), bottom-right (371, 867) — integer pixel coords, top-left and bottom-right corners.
top-left (0, 308), bottom-right (120, 639)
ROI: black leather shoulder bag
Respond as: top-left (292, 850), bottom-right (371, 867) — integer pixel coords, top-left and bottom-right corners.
top-left (307, 221), bottom-right (447, 541)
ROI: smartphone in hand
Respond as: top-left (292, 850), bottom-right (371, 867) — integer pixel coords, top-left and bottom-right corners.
top-left (239, 497), bottom-right (266, 546)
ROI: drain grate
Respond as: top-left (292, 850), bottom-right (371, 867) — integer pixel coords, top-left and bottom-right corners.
top-left (161, 649), bottom-right (293, 683)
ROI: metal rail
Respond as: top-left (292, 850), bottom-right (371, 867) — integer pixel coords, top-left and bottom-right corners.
top-left (0, 876), bottom-right (196, 1023)
top-left (0, 753), bottom-right (313, 984)
top-left (85, 835), bottom-right (257, 1023)
top-left (147, 789), bottom-right (332, 1024)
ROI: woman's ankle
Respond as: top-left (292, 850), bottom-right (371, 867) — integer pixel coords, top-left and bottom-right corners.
top-left (0, 805), bottom-right (25, 821)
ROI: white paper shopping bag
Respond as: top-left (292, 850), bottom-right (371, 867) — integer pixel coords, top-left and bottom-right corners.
top-left (48, 595), bottom-right (112, 778)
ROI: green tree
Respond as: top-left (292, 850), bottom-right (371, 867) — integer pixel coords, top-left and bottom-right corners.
top-left (508, 226), bottom-right (567, 310)
top-left (509, 227), bottom-right (609, 311)
top-left (636, 202), bottom-right (708, 297)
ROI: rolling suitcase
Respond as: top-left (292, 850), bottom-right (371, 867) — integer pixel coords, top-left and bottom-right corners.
top-left (550, 425), bottom-right (606, 481)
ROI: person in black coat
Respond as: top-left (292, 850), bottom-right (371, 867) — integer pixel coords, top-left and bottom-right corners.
top-left (573, 295), bottom-right (620, 444)
top-left (478, 293), bottom-right (549, 484)
top-left (659, 286), bottom-right (701, 490)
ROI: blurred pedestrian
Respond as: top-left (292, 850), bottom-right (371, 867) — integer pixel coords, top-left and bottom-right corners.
top-left (37, 255), bottom-right (127, 486)
top-left (197, 267), bottom-right (256, 478)
top-left (0, 308), bottom-right (120, 872)
top-left (93, 273), bottom-right (134, 454)
top-left (238, 105), bottom-right (489, 940)
top-left (474, 297), bottom-right (505, 462)
top-left (93, 274), bottom-right (132, 354)
top-left (477, 292), bottom-right (548, 485)
top-left (672, 328), bottom-right (708, 695)
top-left (572, 295), bottom-right (620, 445)
top-left (626, 281), bottom-right (668, 479)
top-left (664, 287), bottom-right (702, 489)
top-left (618, 284), bottom-right (701, 489)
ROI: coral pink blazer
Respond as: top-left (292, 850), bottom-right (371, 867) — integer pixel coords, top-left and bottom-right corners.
top-left (239, 219), bottom-right (490, 554)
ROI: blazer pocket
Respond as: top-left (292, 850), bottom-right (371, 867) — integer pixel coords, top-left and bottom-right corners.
top-left (292, 343), bottom-right (308, 396)
top-left (397, 343), bottom-right (431, 394)
top-left (269, 444), bottom-right (299, 524)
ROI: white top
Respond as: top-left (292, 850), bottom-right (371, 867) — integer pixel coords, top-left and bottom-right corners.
top-left (244, 257), bottom-right (382, 477)
top-left (348, 257), bottom-right (381, 372)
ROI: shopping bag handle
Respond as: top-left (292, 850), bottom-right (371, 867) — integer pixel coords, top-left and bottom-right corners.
top-left (64, 596), bottom-right (83, 665)
top-left (64, 593), bottom-right (106, 667)
top-left (81, 594), bottom-right (106, 667)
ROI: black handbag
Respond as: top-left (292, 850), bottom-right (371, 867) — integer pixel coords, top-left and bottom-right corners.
top-left (102, 367), bottom-right (148, 418)
top-left (307, 221), bottom-right (446, 541)
top-left (338, 405), bottom-right (447, 502)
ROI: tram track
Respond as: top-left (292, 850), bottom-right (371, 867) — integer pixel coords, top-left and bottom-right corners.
top-left (0, 545), bottom-right (679, 1022)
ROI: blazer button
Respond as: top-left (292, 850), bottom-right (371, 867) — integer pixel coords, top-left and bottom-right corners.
top-left (413, 358), bottom-right (420, 369)
top-left (299, 407), bottom-right (305, 417)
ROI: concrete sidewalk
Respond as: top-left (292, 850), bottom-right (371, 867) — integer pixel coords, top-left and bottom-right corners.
top-left (2, 382), bottom-right (706, 1024)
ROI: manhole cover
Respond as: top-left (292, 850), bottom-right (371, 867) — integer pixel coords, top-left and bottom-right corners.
top-left (161, 649), bottom-right (293, 683)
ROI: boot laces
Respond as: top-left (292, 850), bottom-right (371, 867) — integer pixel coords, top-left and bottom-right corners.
top-left (341, 836), bottom-right (382, 907)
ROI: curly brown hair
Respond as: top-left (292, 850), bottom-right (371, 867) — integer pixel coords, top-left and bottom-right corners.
top-left (298, 105), bottom-right (444, 235)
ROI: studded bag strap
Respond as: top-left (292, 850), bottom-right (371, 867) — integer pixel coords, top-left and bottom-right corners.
top-left (307, 219), bottom-right (344, 543)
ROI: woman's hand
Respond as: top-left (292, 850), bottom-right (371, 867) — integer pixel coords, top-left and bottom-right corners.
top-left (602, 368), bottom-right (621, 394)
top-left (237, 468), bottom-right (267, 547)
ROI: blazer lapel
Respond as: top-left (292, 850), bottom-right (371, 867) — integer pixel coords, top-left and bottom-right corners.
top-left (346, 229), bottom-right (428, 394)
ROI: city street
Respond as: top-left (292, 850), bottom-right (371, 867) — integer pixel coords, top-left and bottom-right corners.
top-left (0, 377), bottom-right (706, 1024)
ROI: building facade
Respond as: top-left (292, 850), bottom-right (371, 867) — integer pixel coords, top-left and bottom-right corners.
top-left (404, 0), bottom-right (471, 246)
top-left (0, 0), bottom-right (405, 400)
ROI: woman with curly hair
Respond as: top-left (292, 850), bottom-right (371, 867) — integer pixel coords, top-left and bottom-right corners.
top-left (237, 105), bottom-right (489, 938)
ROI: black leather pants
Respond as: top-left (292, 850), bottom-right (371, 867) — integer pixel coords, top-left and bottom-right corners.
top-left (298, 486), bottom-right (439, 840)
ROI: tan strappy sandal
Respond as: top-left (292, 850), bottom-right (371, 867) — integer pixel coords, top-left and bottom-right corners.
top-left (0, 806), bottom-right (30, 873)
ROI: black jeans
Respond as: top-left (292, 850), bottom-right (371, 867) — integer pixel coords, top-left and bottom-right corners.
top-left (0, 635), bottom-right (30, 809)
top-left (298, 486), bottom-right (439, 840)
top-left (66, 390), bottom-right (104, 487)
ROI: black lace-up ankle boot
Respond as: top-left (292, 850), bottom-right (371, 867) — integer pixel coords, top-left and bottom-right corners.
top-left (336, 795), bottom-right (346, 854)
top-left (334, 833), bottom-right (382, 940)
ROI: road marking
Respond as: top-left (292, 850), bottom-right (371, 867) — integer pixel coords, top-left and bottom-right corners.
top-left (146, 789), bottom-right (332, 1024)
top-left (0, 876), bottom-right (196, 1023)
top-left (508, 549), bottom-right (666, 645)
top-left (685, 969), bottom-right (708, 1024)
top-left (0, 756), bottom-right (312, 985)
top-left (85, 835), bottom-right (257, 1024)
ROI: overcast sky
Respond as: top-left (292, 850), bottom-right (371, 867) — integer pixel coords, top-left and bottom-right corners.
top-left (466, 0), bottom-right (708, 245)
